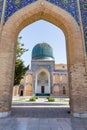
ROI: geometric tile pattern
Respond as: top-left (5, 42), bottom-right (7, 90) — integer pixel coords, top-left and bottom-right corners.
top-left (4, 0), bottom-right (80, 24)
top-left (46, 0), bottom-right (80, 25)
top-left (80, 0), bottom-right (87, 54)
top-left (4, 0), bottom-right (37, 22)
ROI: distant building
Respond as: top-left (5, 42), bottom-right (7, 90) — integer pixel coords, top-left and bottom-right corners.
top-left (13, 43), bottom-right (69, 97)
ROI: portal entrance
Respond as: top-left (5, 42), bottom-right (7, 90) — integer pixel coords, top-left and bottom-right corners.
top-left (0, 0), bottom-right (87, 118)
top-left (35, 69), bottom-right (50, 96)
top-left (41, 86), bottom-right (44, 93)
top-left (18, 85), bottom-right (24, 96)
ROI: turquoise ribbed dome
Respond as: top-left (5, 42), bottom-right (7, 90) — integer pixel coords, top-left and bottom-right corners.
top-left (32, 43), bottom-right (54, 60)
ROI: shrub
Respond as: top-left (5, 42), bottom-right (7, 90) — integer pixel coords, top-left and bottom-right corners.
top-left (29, 98), bottom-right (36, 102)
top-left (46, 96), bottom-right (50, 100)
top-left (48, 97), bottom-right (55, 102)
top-left (34, 96), bottom-right (38, 99)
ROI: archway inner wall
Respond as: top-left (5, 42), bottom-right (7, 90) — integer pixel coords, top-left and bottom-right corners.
top-left (0, 1), bottom-right (87, 117)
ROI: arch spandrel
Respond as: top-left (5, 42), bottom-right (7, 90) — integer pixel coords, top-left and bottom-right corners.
top-left (4, 0), bottom-right (79, 25)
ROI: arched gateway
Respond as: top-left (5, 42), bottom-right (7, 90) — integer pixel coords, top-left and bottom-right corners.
top-left (0, 0), bottom-right (87, 118)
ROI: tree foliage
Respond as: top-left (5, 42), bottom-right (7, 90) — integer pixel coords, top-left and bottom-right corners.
top-left (16, 36), bottom-right (28, 59)
top-left (14, 37), bottom-right (29, 85)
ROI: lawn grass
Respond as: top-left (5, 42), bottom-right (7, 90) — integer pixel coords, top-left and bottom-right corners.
top-left (12, 97), bottom-right (69, 103)
top-left (12, 98), bottom-right (26, 102)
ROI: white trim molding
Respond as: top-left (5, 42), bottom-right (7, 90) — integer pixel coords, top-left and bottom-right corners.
top-left (73, 112), bottom-right (87, 118)
top-left (0, 111), bottom-right (11, 118)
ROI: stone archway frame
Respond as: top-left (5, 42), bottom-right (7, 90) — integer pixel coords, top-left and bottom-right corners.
top-left (0, 0), bottom-right (87, 118)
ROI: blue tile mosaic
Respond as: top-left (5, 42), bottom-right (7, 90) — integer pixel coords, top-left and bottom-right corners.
top-left (5, 0), bottom-right (37, 22)
top-left (0, 0), bottom-right (4, 21)
top-left (46, 0), bottom-right (80, 25)
top-left (4, 0), bottom-right (80, 25)
top-left (80, 0), bottom-right (87, 54)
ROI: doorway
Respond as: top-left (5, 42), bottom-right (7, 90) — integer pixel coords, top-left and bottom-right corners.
top-left (41, 86), bottom-right (44, 93)
top-left (20, 90), bottom-right (23, 96)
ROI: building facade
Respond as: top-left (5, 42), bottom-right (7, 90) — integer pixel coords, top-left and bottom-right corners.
top-left (13, 43), bottom-right (69, 97)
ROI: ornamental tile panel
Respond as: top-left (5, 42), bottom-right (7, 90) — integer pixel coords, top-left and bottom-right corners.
top-left (46, 0), bottom-right (80, 25)
top-left (5, 0), bottom-right (37, 22)
top-left (4, 0), bottom-right (79, 24)
top-left (80, 0), bottom-right (87, 54)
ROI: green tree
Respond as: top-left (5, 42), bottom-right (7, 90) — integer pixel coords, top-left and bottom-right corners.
top-left (16, 36), bottom-right (28, 59)
top-left (14, 37), bottom-right (29, 85)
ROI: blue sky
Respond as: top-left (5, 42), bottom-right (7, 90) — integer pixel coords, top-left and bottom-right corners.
top-left (19, 20), bottom-right (67, 66)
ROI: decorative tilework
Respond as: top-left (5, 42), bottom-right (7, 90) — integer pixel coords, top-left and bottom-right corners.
top-left (80, 1), bottom-right (87, 54)
top-left (13, 0), bottom-right (22, 5)
top-left (4, 0), bottom-right (79, 24)
top-left (5, 0), bottom-right (37, 22)
top-left (46, 0), bottom-right (80, 25)
top-left (0, 0), bottom-right (4, 21)
top-left (62, 0), bottom-right (70, 4)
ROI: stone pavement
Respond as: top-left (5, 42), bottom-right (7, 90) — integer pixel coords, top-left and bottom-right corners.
top-left (0, 117), bottom-right (87, 130)
top-left (0, 102), bottom-right (87, 130)
top-left (11, 102), bottom-right (70, 118)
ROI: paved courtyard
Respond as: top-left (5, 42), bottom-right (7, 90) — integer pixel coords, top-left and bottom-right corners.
top-left (0, 99), bottom-right (87, 130)
top-left (0, 117), bottom-right (87, 130)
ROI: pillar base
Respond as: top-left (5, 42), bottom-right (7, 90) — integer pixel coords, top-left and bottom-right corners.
top-left (0, 111), bottom-right (11, 118)
top-left (73, 112), bottom-right (87, 118)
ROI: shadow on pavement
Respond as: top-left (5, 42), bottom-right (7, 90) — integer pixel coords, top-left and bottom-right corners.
top-left (11, 103), bottom-right (71, 118)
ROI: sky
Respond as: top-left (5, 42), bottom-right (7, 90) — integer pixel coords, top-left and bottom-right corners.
top-left (18, 20), bottom-right (67, 67)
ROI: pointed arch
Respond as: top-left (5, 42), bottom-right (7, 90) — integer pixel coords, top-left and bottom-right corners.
top-left (0, 0), bottom-right (87, 117)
